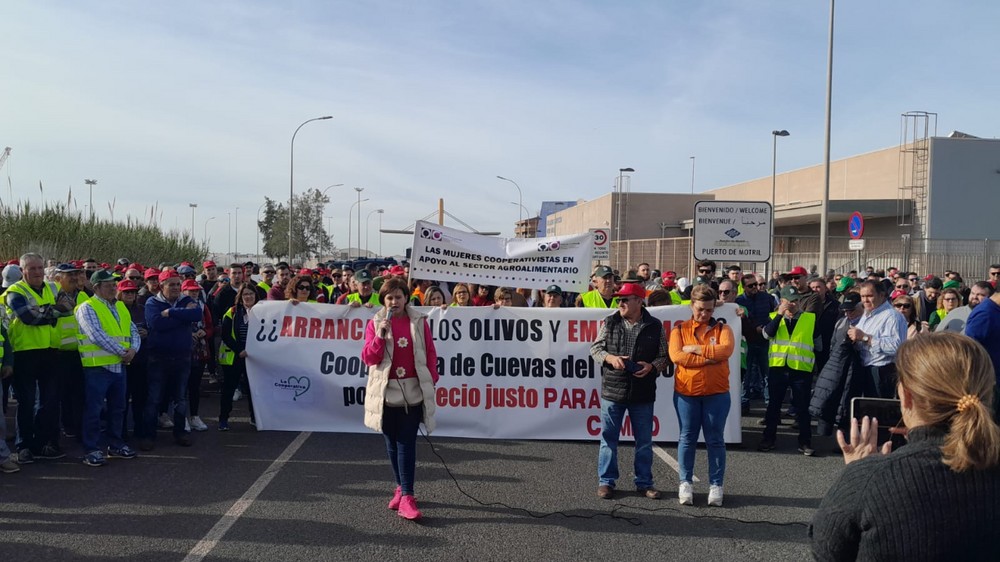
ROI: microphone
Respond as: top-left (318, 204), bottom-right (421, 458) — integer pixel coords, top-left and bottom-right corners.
top-left (378, 306), bottom-right (392, 339)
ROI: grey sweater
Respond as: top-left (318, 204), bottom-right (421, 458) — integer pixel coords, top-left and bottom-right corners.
top-left (810, 425), bottom-right (1000, 561)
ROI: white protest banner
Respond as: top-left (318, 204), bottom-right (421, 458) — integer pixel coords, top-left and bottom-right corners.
top-left (408, 220), bottom-right (592, 293)
top-left (246, 301), bottom-right (743, 443)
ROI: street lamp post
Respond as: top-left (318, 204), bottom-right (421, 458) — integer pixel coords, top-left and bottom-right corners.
top-left (289, 115), bottom-right (333, 262)
top-left (366, 208), bottom-right (383, 257)
top-left (377, 209), bottom-right (384, 256)
top-left (347, 197), bottom-right (369, 260)
top-left (354, 187), bottom-right (364, 258)
top-left (510, 202), bottom-right (531, 237)
top-left (234, 206), bottom-right (239, 258)
top-left (203, 216), bottom-right (215, 247)
top-left (616, 168), bottom-right (634, 258)
top-left (326, 216), bottom-right (334, 257)
top-left (689, 157), bottom-right (696, 194)
top-left (770, 130), bottom-right (790, 278)
top-left (84, 179), bottom-right (97, 221)
top-left (818, 0), bottom-right (836, 275)
top-left (256, 202), bottom-right (266, 262)
top-left (496, 176), bottom-right (523, 223)
top-left (189, 203), bottom-right (197, 240)
top-left (227, 212), bottom-right (232, 256)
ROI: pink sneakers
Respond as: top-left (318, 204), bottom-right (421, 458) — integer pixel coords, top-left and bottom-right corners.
top-left (387, 486), bottom-right (402, 510)
top-left (397, 495), bottom-right (422, 520)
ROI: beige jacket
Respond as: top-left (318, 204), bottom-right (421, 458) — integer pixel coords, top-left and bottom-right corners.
top-left (363, 305), bottom-right (437, 434)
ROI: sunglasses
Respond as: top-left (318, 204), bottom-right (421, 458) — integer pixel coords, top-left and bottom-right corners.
top-left (296, 284), bottom-right (312, 291)
top-left (943, 296), bottom-right (959, 301)
top-left (895, 285), bottom-right (909, 289)
top-left (263, 270), bottom-right (275, 275)
top-left (698, 269), bottom-right (712, 274)
top-left (718, 290), bottom-right (733, 295)
top-left (894, 303), bottom-right (912, 309)
top-left (991, 272), bottom-right (1000, 276)
top-left (128, 276), bottom-right (142, 281)
top-left (744, 282), bottom-right (758, 288)
top-left (908, 278), bottom-right (919, 282)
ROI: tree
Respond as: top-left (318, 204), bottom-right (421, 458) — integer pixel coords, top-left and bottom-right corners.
top-left (258, 189), bottom-right (332, 261)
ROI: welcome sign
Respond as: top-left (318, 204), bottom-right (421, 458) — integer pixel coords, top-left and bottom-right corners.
top-left (246, 301), bottom-right (743, 443)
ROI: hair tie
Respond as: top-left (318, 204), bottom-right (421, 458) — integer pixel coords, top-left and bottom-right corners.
top-left (956, 394), bottom-right (981, 413)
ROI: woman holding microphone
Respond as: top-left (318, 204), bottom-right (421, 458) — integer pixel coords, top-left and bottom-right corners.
top-left (362, 277), bottom-right (439, 521)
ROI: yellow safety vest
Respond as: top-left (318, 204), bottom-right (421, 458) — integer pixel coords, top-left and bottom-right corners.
top-left (346, 292), bottom-right (380, 306)
top-left (257, 281), bottom-right (271, 293)
top-left (55, 291), bottom-right (89, 351)
top-left (669, 291), bottom-right (682, 305)
top-left (218, 308), bottom-right (237, 366)
top-left (581, 290), bottom-right (618, 308)
top-left (768, 311), bottom-right (816, 373)
top-left (5, 280), bottom-right (59, 351)
top-left (76, 297), bottom-right (132, 368)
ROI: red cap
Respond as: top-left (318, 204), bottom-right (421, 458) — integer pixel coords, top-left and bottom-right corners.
top-left (662, 278), bottom-right (676, 290)
top-left (202, 260), bottom-right (217, 269)
top-left (100, 263), bottom-right (110, 269)
top-left (298, 268), bottom-right (312, 276)
top-left (613, 282), bottom-right (646, 300)
top-left (143, 267), bottom-right (160, 279)
top-left (788, 266), bottom-right (808, 276)
top-left (6, 259), bottom-right (18, 266)
top-left (73, 260), bottom-right (86, 268)
top-left (661, 270), bottom-right (677, 279)
top-left (158, 269), bottom-right (179, 283)
top-left (180, 261), bottom-right (193, 267)
top-left (923, 274), bottom-right (935, 281)
top-left (181, 279), bottom-right (201, 292)
top-left (114, 264), bottom-right (125, 272)
top-left (116, 279), bottom-right (139, 292)
top-left (389, 265), bottom-right (406, 276)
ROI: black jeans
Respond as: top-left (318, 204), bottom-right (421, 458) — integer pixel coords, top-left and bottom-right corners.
top-left (13, 349), bottom-right (60, 452)
top-left (763, 366), bottom-right (813, 446)
top-left (188, 359), bottom-right (204, 416)
top-left (220, 358), bottom-right (254, 423)
top-left (57, 350), bottom-right (84, 436)
top-left (125, 358), bottom-right (148, 438)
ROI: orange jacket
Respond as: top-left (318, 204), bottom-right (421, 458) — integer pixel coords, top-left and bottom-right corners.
top-left (668, 318), bottom-right (735, 396)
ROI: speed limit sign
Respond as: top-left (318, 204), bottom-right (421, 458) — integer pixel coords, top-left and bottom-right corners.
top-left (590, 228), bottom-right (610, 261)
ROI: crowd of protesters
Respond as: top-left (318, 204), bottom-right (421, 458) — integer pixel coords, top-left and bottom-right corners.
top-left (2, 253), bottom-right (999, 528)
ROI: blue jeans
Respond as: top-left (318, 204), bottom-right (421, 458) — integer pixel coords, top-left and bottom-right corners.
top-left (143, 352), bottom-right (191, 440)
top-left (742, 342), bottom-right (769, 405)
top-left (673, 392), bottom-right (730, 486)
top-left (597, 398), bottom-right (655, 489)
top-left (82, 367), bottom-right (126, 453)
top-left (763, 366), bottom-right (812, 446)
top-left (382, 404), bottom-right (423, 496)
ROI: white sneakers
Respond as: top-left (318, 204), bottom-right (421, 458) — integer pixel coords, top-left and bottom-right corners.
top-left (189, 416), bottom-right (208, 431)
top-left (678, 482), bottom-right (724, 507)
top-left (233, 389), bottom-right (243, 401)
top-left (708, 485), bottom-right (724, 507)
top-left (678, 481), bottom-right (694, 505)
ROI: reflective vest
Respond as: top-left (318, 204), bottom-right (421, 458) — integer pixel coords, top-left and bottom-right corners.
top-left (0, 328), bottom-right (5, 361)
top-left (218, 308), bottom-right (237, 366)
top-left (346, 292), bottom-right (380, 306)
top-left (76, 297), bottom-right (132, 368)
top-left (5, 280), bottom-right (59, 351)
top-left (257, 281), bottom-right (271, 293)
top-left (768, 311), bottom-right (816, 373)
top-left (669, 291), bottom-right (682, 305)
top-left (55, 291), bottom-right (89, 351)
top-left (581, 290), bottom-right (618, 308)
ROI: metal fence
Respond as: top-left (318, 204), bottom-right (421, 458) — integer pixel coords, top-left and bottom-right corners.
top-left (611, 235), bottom-right (1000, 281)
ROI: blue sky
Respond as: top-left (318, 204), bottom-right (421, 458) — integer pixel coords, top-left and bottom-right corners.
top-left (2, 1), bottom-right (998, 258)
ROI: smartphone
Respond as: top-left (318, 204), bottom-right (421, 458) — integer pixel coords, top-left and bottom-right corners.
top-left (623, 359), bottom-right (643, 374)
top-left (850, 397), bottom-right (902, 428)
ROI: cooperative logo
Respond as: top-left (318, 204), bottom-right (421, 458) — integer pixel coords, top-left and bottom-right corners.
top-left (420, 227), bottom-right (443, 241)
top-left (724, 228), bottom-right (741, 239)
top-left (537, 240), bottom-right (561, 251)
top-left (274, 376), bottom-right (311, 400)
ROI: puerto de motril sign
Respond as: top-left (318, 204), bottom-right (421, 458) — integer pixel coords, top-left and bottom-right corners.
top-left (693, 200), bottom-right (772, 262)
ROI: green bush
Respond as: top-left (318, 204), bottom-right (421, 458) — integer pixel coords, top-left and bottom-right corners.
top-left (0, 202), bottom-right (206, 265)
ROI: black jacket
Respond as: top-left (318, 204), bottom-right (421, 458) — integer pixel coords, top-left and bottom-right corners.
top-left (599, 308), bottom-right (663, 404)
top-left (809, 316), bottom-right (863, 429)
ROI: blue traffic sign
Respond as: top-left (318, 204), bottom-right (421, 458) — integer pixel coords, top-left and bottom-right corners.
top-left (848, 212), bottom-right (864, 240)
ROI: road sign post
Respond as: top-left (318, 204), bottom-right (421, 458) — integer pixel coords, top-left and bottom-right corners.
top-left (692, 200), bottom-right (773, 263)
top-left (590, 228), bottom-right (610, 263)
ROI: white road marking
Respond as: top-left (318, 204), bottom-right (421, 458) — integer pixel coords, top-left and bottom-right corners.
top-left (183, 431), bottom-right (311, 561)
top-left (653, 443), bottom-right (700, 483)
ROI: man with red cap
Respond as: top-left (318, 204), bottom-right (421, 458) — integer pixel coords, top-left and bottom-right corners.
top-left (139, 269), bottom-right (203, 450)
top-left (138, 268), bottom-right (161, 306)
top-left (589, 282), bottom-right (669, 500)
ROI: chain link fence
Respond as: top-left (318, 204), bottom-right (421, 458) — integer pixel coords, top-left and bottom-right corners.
top-left (611, 235), bottom-right (1000, 281)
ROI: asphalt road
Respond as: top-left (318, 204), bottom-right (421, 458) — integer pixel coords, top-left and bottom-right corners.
top-left (1, 383), bottom-right (843, 561)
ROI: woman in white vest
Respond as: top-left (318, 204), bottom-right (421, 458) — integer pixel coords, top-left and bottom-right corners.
top-left (361, 276), bottom-right (439, 521)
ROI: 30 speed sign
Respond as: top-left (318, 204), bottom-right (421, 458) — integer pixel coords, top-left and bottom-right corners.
top-left (590, 228), bottom-right (610, 261)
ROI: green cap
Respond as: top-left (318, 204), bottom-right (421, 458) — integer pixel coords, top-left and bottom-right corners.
top-left (836, 276), bottom-right (856, 293)
top-left (780, 285), bottom-right (803, 302)
top-left (90, 270), bottom-right (116, 285)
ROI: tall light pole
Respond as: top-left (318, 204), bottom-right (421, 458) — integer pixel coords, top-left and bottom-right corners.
top-left (496, 175), bottom-right (523, 223)
top-left (289, 115), bottom-right (333, 261)
top-left (770, 130), bottom-right (790, 278)
top-left (377, 209), bottom-right (384, 256)
top-left (616, 168), bottom-right (634, 251)
top-left (204, 216), bottom-right (215, 247)
top-left (690, 157), bottom-right (697, 194)
top-left (84, 179), bottom-right (97, 221)
top-left (347, 197), bottom-right (369, 260)
top-left (189, 203), bottom-right (197, 240)
top-left (366, 208), bottom-right (383, 257)
top-left (320, 183), bottom-right (344, 197)
top-left (818, 0), bottom-right (836, 275)
top-left (354, 187), bottom-right (364, 259)
top-left (256, 201), bottom-right (266, 262)
top-left (326, 216), bottom-right (334, 257)
top-left (234, 206), bottom-right (239, 258)
top-left (227, 212), bottom-right (232, 256)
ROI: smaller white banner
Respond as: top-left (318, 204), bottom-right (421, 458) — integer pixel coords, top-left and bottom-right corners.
top-left (693, 200), bottom-right (773, 262)
top-left (409, 220), bottom-right (593, 293)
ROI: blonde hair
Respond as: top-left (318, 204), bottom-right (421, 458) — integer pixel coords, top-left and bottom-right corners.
top-left (896, 332), bottom-right (1000, 472)
top-left (690, 284), bottom-right (716, 303)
